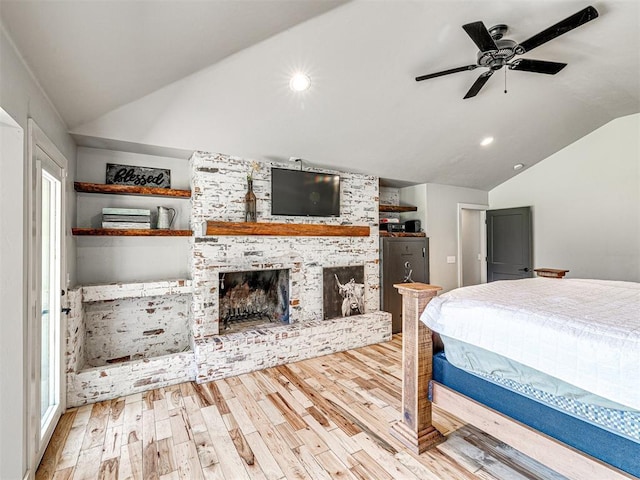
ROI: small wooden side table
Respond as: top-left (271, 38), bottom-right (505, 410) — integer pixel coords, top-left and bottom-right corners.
top-left (534, 268), bottom-right (569, 279)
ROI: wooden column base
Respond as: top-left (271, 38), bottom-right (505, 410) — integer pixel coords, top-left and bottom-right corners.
top-left (391, 283), bottom-right (445, 455)
top-left (389, 420), bottom-right (446, 454)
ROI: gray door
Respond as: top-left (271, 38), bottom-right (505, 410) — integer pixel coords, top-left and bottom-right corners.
top-left (486, 207), bottom-right (533, 282)
top-left (380, 237), bottom-right (429, 333)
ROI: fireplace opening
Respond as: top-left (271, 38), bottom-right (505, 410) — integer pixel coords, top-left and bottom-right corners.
top-left (218, 269), bottom-right (290, 333)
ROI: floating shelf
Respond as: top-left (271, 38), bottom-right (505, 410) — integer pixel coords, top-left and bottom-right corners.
top-left (380, 231), bottom-right (426, 237)
top-left (72, 228), bottom-right (192, 237)
top-left (74, 182), bottom-right (191, 198)
top-left (205, 221), bottom-right (370, 237)
top-left (379, 205), bottom-right (417, 213)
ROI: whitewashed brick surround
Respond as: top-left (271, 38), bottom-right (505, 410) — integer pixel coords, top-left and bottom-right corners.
top-left (194, 312), bottom-right (391, 382)
top-left (190, 152), bottom-right (382, 337)
top-left (65, 281), bottom-right (195, 407)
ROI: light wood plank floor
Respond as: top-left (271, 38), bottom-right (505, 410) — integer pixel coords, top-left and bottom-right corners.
top-left (37, 335), bottom-right (566, 480)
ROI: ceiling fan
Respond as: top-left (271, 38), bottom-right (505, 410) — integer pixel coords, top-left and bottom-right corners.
top-left (416, 6), bottom-right (599, 99)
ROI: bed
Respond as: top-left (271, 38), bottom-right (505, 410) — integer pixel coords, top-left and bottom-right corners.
top-left (390, 278), bottom-right (640, 480)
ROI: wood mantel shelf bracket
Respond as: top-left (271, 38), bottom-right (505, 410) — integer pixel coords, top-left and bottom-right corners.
top-left (390, 283), bottom-right (445, 454)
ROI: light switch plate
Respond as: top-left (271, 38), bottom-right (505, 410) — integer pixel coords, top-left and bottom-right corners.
top-left (447, 256), bottom-right (456, 264)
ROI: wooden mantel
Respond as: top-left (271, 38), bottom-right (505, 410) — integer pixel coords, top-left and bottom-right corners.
top-left (205, 221), bottom-right (370, 237)
top-left (390, 283), bottom-right (445, 454)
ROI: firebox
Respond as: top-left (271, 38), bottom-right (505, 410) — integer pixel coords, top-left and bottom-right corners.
top-left (218, 269), bottom-right (290, 332)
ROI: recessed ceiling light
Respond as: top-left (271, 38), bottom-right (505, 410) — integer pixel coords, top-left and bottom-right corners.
top-left (480, 136), bottom-right (494, 147)
top-left (289, 73), bottom-right (311, 92)
top-left (513, 163), bottom-right (525, 171)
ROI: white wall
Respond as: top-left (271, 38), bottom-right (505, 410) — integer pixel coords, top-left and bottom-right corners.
top-left (75, 147), bottom-right (191, 284)
top-left (426, 184), bottom-right (488, 292)
top-left (399, 184), bottom-right (427, 227)
top-left (0, 111), bottom-right (26, 480)
top-left (399, 183), bottom-right (487, 292)
top-left (0, 25), bottom-right (76, 480)
top-left (490, 114), bottom-right (640, 282)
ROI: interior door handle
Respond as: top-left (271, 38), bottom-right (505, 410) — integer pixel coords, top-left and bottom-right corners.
top-left (518, 267), bottom-right (531, 272)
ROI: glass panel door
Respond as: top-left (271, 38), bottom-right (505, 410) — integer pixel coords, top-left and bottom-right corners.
top-left (28, 120), bottom-right (68, 472)
top-left (39, 168), bottom-right (61, 432)
top-left (34, 143), bottom-right (64, 456)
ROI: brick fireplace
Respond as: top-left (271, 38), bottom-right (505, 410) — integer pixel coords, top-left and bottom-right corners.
top-left (189, 152), bottom-right (391, 383)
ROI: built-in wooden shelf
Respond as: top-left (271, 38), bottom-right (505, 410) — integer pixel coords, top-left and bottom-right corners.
top-left (380, 231), bottom-right (426, 237)
top-left (379, 205), bottom-right (417, 213)
top-left (74, 182), bottom-right (191, 198)
top-left (72, 228), bottom-right (192, 237)
top-left (205, 221), bottom-right (370, 237)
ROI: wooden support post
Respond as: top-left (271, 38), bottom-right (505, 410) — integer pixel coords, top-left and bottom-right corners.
top-left (390, 283), bottom-right (446, 454)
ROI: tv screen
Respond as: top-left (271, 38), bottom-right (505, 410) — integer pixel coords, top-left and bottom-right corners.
top-left (271, 168), bottom-right (340, 217)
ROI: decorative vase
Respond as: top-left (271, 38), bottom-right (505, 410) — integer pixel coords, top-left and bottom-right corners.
top-left (245, 178), bottom-right (257, 222)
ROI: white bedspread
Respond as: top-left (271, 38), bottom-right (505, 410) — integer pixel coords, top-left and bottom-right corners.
top-left (420, 278), bottom-right (640, 410)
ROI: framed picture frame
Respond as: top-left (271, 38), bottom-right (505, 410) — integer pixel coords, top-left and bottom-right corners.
top-left (323, 265), bottom-right (365, 320)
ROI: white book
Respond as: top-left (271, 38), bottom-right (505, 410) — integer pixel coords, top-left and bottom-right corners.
top-left (102, 207), bottom-right (151, 216)
top-left (102, 214), bottom-right (151, 222)
top-left (102, 222), bottom-right (152, 229)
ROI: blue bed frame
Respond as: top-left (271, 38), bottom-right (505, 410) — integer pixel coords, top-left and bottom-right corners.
top-left (432, 352), bottom-right (640, 478)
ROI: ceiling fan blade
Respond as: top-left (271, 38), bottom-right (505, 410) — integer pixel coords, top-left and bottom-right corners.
top-left (416, 64), bottom-right (478, 82)
top-left (510, 59), bottom-right (567, 74)
top-left (462, 21), bottom-right (498, 52)
top-left (464, 71), bottom-right (494, 99)
top-left (519, 6), bottom-right (599, 53)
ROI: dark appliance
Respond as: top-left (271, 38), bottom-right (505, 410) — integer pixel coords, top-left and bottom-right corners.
top-left (387, 223), bottom-right (405, 233)
top-left (380, 237), bottom-right (429, 334)
top-left (404, 219), bottom-right (421, 233)
top-left (271, 168), bottom-right (340, 217)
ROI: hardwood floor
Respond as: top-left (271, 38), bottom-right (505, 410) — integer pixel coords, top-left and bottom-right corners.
top-left (36, 335), bottom-right (566, 480)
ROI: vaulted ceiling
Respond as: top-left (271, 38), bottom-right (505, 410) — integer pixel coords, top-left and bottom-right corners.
top-left (2, 0), bottom-right (639, 189)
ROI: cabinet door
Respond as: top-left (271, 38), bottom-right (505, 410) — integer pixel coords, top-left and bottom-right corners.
top-left (381, 238), bottom-right (429, 334)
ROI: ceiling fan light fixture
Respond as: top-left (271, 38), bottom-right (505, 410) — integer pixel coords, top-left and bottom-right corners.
top-left (289, 72), bottom-right (311, 92)
top-left (480, 136), bottom-right (494, 146)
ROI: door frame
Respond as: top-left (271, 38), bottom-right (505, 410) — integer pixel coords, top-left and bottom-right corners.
top-left (26, 119), bottom-right (68, 472)
top-left (457, 203), bottom-right (489, 288)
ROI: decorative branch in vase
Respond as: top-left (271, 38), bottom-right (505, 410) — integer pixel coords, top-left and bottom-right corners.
top-left (245, 161), bottom-right (259, 222)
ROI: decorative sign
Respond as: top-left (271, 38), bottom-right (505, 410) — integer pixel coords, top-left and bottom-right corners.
top-left (323, 266), bottom-right (365, 320)
top-left (106, 163), bottom-right (171, 188)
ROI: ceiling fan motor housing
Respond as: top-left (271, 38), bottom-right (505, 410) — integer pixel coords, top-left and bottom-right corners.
top-left (477, 37), bottom-right (525, 70)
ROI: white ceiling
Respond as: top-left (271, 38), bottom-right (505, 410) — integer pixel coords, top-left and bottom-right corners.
top-left (2, 0), bottom-right (639, 190)
top-left (0, 0), bottom-right (347, 127)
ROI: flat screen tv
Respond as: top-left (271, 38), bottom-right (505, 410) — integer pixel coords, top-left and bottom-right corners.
top-left (271, 168), bottom-right (340, 217)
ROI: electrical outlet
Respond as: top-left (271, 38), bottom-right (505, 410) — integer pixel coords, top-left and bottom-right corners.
top-left (447, 256), bottom-right (456, 264)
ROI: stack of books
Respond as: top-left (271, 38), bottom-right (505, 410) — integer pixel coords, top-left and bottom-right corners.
top-left (102, 208), bottom-right (151, 229)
